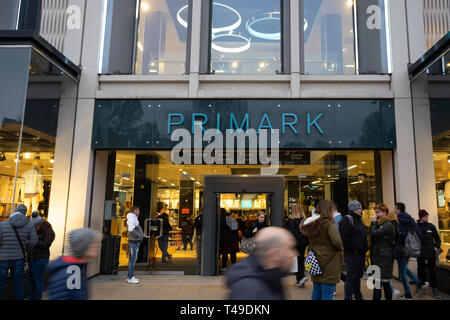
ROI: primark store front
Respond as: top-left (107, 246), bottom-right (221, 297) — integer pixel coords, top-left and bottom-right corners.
top-left (0, 0), bottom-right (449, 282)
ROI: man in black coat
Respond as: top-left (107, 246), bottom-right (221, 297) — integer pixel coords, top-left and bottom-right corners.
top-left (339, 200), bottom-right (368, 300)
top-left (416, 209), bottom-right (442, 299)
top-left (225, 227), bottom-right (298, 300)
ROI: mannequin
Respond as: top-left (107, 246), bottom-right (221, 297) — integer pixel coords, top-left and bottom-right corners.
top-left (21, 158), bottom-right (44, 215)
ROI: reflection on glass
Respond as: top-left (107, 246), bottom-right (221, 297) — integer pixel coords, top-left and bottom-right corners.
top-left (135, 0), bottom-right (188, 75)
top-left (210, 0), bottom-right (282, 74)
top-left (303, 0), bottom-right (355, 74)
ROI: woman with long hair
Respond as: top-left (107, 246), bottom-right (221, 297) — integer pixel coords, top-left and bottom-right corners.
top-left (219, 208), bottom-right (240, 270)
top-left (300, 200), bottom-right (343, 300)
top-left (288, 204), bottom-right (309, 287)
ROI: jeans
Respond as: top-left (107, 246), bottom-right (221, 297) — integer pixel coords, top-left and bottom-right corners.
top-left (0, 259), bottom-right (25, 300)
top-left (417, 257), bottom-right (437, 288)
top-left (296, 246), bottom-right (307, 282)
top-left (344, 252), bottom-right (365, 300)
top-left (128, 242), bottom-right (140, 279)
top-left (397, 258), bottom-right (422, 295)
top-left (312, 282), bottom-right (336, 300)
top-left (182, 234), bottom-right (193, 250)
top-left (28, 259), bottom-right (49, 300)
top-left (158, 235), bottom-right (170, 262)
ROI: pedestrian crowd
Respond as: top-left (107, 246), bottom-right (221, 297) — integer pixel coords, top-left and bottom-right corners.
top-left (226, 200), bottom-right (444, 301)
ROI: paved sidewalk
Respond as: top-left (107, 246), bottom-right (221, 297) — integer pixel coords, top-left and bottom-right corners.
top-left (89, 275), bottom-right (449, 300)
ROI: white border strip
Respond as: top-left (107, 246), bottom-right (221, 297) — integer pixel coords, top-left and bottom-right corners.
top-left (384, 0), bottom-right (392, 74)
top-left (98, 0), bottom-right (109, 74)
top-left (353, 0), bottom-right (359, 75)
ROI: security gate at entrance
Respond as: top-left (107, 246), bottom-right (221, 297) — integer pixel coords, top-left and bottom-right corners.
top-left (202, 175), bottom-right (285, 276)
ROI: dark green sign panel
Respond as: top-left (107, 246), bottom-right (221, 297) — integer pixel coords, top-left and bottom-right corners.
top-left (92, 99), bottom-right (396, 149)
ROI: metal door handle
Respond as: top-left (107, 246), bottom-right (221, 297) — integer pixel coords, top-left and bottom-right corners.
top-left (144, 219), bottom-right (150, 238)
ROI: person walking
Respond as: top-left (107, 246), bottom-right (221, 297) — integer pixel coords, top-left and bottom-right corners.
top-left (339, 200), bottom-right (368, 300)
top-left (28, 211), bottom-right (55, 300)
top-left (181, 216), bottom-right (194, 251)
top-left (300, 200), bottom-right (343, 300)
top-left (288, 204), bottom-right (309, 287)
top-left (244, 211), bottom-right (269, 238)
top-left (370, 204), bottom-right (397, 300)
top-left (46, 228), bottom-right (102, 300)
top-left (394, 202), bottom-right (424, 299)
top-left (157, 202), bottom-right (173, 264)
top-left (416, 209), bottom-right (442, 299)
top-left (0, 204), bottom-right (38, 300)
top-left (126, 206), bottom-right (144, 284)
top-left (226, 227), bottom-right (298, 300)
top-left (219, 208), bottom-right (240, 270)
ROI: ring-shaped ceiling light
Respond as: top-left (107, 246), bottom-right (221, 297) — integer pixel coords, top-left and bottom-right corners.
top-left (176, 5), bottom-right (189, 28)
top-left (246, 12), bottom-right (281, 40)
top-left (211, 32), bottom-right (251, 53)
top-left (177, 3), bottom-right (242, 34)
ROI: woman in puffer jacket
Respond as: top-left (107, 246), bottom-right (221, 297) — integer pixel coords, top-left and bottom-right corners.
top-left (300, 200), bottom-right (343, 300)
top-left (370, 204), bottom-right (397, 300)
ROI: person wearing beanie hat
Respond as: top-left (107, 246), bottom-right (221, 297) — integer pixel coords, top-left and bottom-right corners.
top-left (416, 210), bottom-right (442, 299)
top-left (339, 200), bottom-right (368, 300)
top-left (46, 228), bottom-right (102, 300)
top-left (0, 204), bottom-right (38, 300)
top-left (28, 212), bottom-right (55, 300)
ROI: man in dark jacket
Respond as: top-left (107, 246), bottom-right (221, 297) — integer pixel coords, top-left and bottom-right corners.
top-left (0, 204), bottom-right (38, 300)
top-left (29, 211), bottom-right (55, 300)
top-left (46, 228), bottom-right (101, 300)
top-left (416, 209), bottom-right (442, 299)
top-left (339, 200), bottom-right (368, 300)
top-left (226, 227), bottom-right (297, 300)
top-left (394, 202), bottom-right (424, 299)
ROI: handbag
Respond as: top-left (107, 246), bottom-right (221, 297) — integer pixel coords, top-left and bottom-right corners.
top-left (305, 249), bottom-right (323, 276)
top-left (239, 236), bottom-right (255, 255)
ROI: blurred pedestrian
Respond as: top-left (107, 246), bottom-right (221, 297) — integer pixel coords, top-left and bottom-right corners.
top-left (394, 202), bottom-right (423, 299)
top-left (127, 206), bottom-right (143, 284)
top-left (46, 228), bottom-right (102, 300)
top-left (288, 204), bottom-right (309, 287)
top-left (181, 216), bottom-right (194, 251)
top-left (416, 209), bottom-right (442, 299)
top-left (339, 200), bottom-right (368, 300)
top-left (220, 208), bottom-right (239, 270)
top-left (0, 204), bottom-right (38, 300)
top-left (226, 227), bottom-right (298, 300)
top-left (28, 211), bottom-right (55, 300)
top-left (300, 200), bottom-right (343, 300)
top-left (370, 204), bottom-right (397, 300)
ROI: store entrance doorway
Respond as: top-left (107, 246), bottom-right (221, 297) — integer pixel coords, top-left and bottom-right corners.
top-left (202, 175), bottom-right (285, 276)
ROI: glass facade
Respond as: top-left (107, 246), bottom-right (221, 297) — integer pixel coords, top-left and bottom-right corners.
top-left (104, 149), bottom-right (382, 273)
top-left (303, 0), bottom-right (356, 74)
top-left (209, 0), bottom-right (282, 74)
top-left (0, 46), bottom-right (78, 221)
top-left (135, 0), bottom-right (189, 75)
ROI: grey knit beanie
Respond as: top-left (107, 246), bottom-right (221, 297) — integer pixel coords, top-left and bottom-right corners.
top-left (15, 204), bottom-right (28, 215)
top-left (30, 211), bottom-right (43, 226)
top-left (68, 228), bottom-right (101, 258)
top-left (348, 200), bottom-right (362, 212)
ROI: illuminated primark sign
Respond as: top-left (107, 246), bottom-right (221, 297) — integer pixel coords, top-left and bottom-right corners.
top-left (167, 112), bottom-right (325, 135)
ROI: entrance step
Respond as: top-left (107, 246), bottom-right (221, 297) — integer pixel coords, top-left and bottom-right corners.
top-left (118, 271), bottom-right (185, 276)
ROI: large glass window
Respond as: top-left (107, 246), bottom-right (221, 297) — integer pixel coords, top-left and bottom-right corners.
top-left (135, 0), bottom-right (189, 75)
top-left (303, 0), bottom-right (356, 74)
top-left (103, 150), bottom-right (381, 274)
top-left (0, 47), bottom-right (78, 222)
top-left (210, 0), bottom-right (282, 74)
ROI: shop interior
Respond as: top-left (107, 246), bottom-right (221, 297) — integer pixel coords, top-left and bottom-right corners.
top-left (105, 149), bottom-right (380, 274)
